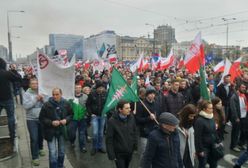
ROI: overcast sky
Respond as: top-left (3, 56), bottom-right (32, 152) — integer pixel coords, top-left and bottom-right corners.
top-left (1, 0), bottom-right (248, 58)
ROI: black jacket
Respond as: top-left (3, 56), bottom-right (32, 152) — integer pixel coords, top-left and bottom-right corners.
top-left (230, 92), bottom-right (241, 122)
top-left (164, 90), bottom-right (184, 117)
top-left (216, 83), bottom-right (234, 107)
top-left (179, 87), bottom-right (193, 105)
top-left (194, 114), bottom-right (217, 153)
top-left (141, 128), bottom-right (183, 168)
top-left (39, 98), bottom-right (73, 141)
top-left (0, 69), bottom-right (22, 101)
top-left (106, 112), bottom-right (138, 160)
top-left (136, 99), bottom-right (158, 138)
top-left (86, 90), bottom-right (107, 116)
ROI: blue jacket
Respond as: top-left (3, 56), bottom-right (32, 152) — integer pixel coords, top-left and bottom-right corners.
top-left (141, 127), bottom-right (183, 168)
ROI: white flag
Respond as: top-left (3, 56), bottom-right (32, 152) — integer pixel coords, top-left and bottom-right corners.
top-left (37, 53), bottom-right (75, 99)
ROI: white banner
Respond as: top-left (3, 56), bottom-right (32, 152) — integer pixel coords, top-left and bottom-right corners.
top-left (37, 53), bottom-right (75, 99)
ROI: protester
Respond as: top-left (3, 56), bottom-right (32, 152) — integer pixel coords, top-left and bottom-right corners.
top-left (23, 78), bottom-right (46, 166)
top-left (86, 81), bottom-right (107, 155)
top-left (141, 112), bottom-right (183, 168)
top-left (216, 74), bottom-right (234, 124)
top-left (178, 104), bottom-right (197, 168)
top-left (230, 83), bottom-right (247, 152)
top-left (68, 84), bottom-right (88, 153)
top-left (0, 58), bottom-right (22, 149)
top-left (39, 88), bottom-right (73, 168)
top-left (194, 100), bottom-right (219, 168)
top-left (212, 97), bottom-right (225, 141)
top-left (164, 79), bottom-right (184, 117)
top-left (106, 100), bottom-right (138, 168)
top-left (136, 87), bottom-right (158, 161)
top-left (179, 79), bottom-right (193, 104)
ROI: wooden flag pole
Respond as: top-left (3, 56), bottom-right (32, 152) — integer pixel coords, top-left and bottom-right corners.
top-left (139, 99), bottom-right (159, 125)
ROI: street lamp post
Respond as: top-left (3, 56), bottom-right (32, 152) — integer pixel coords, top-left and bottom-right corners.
top-left (222, 17), bottom-right (236, 59)
top-left (145, 23), bottom-right (156, 55)
top-left (7, 10), bottom-right (24, 62)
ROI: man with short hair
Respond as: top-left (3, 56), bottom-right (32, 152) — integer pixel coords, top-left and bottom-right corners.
top-left (164, 79), bottom-right (184, 117)
top-left (141, 112), bottom-right (183, 168)
top-left (106, 100), bottom-right (138, 168)
top-left (68, 84), bottom-right (88, 153)
top-left (216, 74), bottom-right (234, 123)
top-left (39, 88), bottom-right (73, 168)
top-left (23, 78), bottom-right (46, 166)
top-left (230, 83), bottom-right (247, 152)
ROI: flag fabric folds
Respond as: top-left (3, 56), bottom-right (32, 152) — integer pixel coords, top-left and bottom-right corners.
top-left (102, 68), bottom-right (139, 114)
top-left (184, 32), bottom-right (205, 74)
top-left (200, 66), bottom-right (210, 101)
top-left (37, 53), bottom-right (75, 99)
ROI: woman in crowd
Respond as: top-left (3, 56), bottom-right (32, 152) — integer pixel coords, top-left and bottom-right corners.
top-left (212, 97), bottom-right (225, 141)
top-left (178, 104), bottom-right (197, 168)
top-left (194, 100), bottom-right (219, 168)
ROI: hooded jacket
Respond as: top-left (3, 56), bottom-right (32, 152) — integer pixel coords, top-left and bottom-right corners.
top-left (0, 58), bottom-right (22, 101)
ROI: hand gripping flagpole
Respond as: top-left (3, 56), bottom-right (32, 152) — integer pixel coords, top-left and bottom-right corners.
top-left (139, 99), bottom-right (159, 125)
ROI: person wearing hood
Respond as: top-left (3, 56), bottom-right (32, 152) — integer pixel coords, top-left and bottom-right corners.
top-left (194, 100), bottom-right (219, 168)
top-left (23, 78), bottom-right (47, 166)
top-left (39, 88), bottom-right (73, 168)
top-left (0, 58), bottom-right (22, 147)
top-left (141, 112), bottom-right (183, 168)
top-left (86, 81), bottom-right (107, 156)
top-left (136, 87), bottom-right (159, 162)
top-left (106, 100), bottom-right (137, 168)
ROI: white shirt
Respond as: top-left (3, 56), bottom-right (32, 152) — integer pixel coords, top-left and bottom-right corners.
top-left (239, 96), bottom-right (247, 118)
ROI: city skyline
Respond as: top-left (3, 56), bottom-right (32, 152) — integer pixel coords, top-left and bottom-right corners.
top-left (1, 0), bottom-right (248, 58)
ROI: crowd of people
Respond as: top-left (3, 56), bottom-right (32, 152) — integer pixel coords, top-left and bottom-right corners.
top-left (1, 56), bottom-right (248, 168)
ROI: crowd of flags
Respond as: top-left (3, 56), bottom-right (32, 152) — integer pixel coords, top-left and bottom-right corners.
top-left (30, 32), bottom-right (247, 114)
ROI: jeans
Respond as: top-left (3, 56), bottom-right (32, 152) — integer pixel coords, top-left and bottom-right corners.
top-left (139, 137), bottom-right (147, 166)
top-left (0, 99), bottom-right (16, 141)
top-left (235, 141), bottom-right (248, 166)
top-left (69, 119), bottom-right (86, 149)
top-left (27, 120), bottom-right (43, 160)
top-left (47, 135), bottom-right (65, 168)
top-left (91, 115), bottom-right (106, 149)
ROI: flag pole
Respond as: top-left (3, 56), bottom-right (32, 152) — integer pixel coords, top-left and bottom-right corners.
top-left (139, 99), bottom-right (159, 125)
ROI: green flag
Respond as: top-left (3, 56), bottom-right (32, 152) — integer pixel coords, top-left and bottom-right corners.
top-left (200, 66), bottom-right (210, 100)
top-left (131, 72), bottom-right (138, 95)
top-left (102, 68), bottom-right (139, 114)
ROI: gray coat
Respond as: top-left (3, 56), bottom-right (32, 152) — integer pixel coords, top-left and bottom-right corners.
top-left (178, 127), bottom-right (195, 167)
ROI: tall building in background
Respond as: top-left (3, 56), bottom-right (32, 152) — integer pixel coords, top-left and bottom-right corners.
top-left (0, 45), bottom-right (8, 61)
top-left (154, 25), bottom-right (176, 56)
top-left (49, 34), bottom-right (84, 59)
top-left (154, 25), bottom-right (176, 44)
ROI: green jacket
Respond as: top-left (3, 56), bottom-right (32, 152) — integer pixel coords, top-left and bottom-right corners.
top-left (69, 98), bottom-right (87, 120)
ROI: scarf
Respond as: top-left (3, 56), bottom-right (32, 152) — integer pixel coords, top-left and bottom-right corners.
top-left (199, 110), bottom-right (213, 119)
top-left (238, 91), bottom-right (248, 111)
